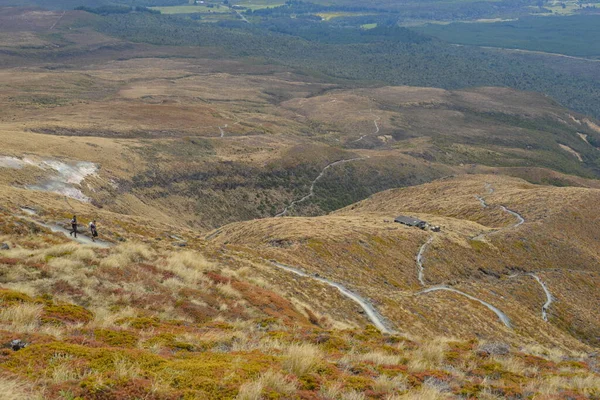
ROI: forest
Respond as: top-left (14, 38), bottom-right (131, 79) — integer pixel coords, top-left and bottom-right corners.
top-left (86, 12), bottom-right (600, 119)
top-left (416, 15), bottom-right (600, 57)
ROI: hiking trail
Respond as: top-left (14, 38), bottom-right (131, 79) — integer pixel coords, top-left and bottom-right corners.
top-left (475, 195), bottom-right (488, 208)
top-left (19, 207), bottom-right (112, 248)
top-left (275, 157), bottom-right (366, 217)
top-left (353, 110), bottom-right (381, 143)
top-left (419, 286), bottom-right (512, 328)
top-left (414, 183), bottom-right (515, 328)
top-left (271, 260), bottom-right (394, 334)
top-left (472, 186), bottom-right (525, 240)
top-left (510, 273), bottom-right (553, 321)
top-left (416, 236), bottom-right (434, 286)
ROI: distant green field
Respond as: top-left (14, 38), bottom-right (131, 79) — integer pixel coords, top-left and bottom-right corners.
top-left (235, 2), bottom-right (284, 10)
top-left (414, 15), bottom-right (600, 58)
top-left (317, 12), bottom-right (376, 21)
top-left (230, 0), bottom-right (283, 9)
top-left (361, 23), bottom-right (377, 29)
top-left (151, 5), bottom-right (231, 14)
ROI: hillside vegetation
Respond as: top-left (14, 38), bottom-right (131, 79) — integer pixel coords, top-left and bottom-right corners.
top-left (0, 5), bottom-right (599, 399)
top-left (416, 15), bottom-right (600, 58)
top-left (1, 175), bottom-right (600, 399)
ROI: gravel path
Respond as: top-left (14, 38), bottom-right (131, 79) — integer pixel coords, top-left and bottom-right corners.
top-left (416, 236), bottom-right (434, 286)
top-left (271, 260), bottom-right (394, 334)
top-left (510, 273), bottom-right (553, 322)
top-left (419, 286), bottom-right (512, 328)
top-left (275, 157), bottom-right (366, 217)
top-left (353, 111), bottom-right (381, 143)
top-left (19, 208), bottom-right (112, 248)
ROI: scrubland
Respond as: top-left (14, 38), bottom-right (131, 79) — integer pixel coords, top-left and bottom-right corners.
top-left (0, 9), bottom-right (599, 399)
top-left (1, 204), bottom-right (599, 399)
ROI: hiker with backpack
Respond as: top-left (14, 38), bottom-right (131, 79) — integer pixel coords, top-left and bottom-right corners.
top-left (69, 216), bottom-right (78, 238)
top-left (89, 220), bottom-right (98, 242)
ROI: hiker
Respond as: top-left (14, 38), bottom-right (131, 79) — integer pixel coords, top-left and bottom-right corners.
top-left (69, 216), bottom-right (78, 238)
top-left (89, 220), bottom-right (98, 242)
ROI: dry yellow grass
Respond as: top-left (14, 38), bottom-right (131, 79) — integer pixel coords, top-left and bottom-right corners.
top-left (236, 380), bottom-right (263, 400)
top-left (407, 339), bottom-right (450, 372)
top-left (113, 355), bottom-right (141, 380)
top-left (320, 382), bottom-right (344, 399)
top-left (215, 283), bottom-right (243, 299)
top-left (526, 374), bottom-right (600, 397)
top-left (100, 242), bottom-right (154, 268)
top-left (0, 303), bottom-right (43, 333)
top-left (282, 343), bottom-right (323, 376)
top-left (163, 250), bottom-right (215, 284)
top-left (257, 370), bottom-right (297, 395)
top-left (48, 353), bottom-right (80, 384)
top-left (372, 374), bottom-right (408, 393)
top-left (0, 375), bottom-right (43, 400)
top-left (340, 351), bottom-right (402, 367)
top-left (395, 386), bottom-right (451, 400)
top-left (340, 391), bottom-right (367, 400)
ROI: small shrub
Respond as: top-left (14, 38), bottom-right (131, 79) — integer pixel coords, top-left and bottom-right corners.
top-left (42, 304), bottom-right (94, 325)
top-left (94, 329), bottom-right (139, 347)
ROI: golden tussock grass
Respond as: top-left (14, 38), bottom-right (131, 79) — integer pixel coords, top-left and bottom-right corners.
top-left (340, 391), bottom-right (366, 400)
top-left (521, 343), bottom-right (586, 363)
top-left (36, 243), bottom-right (80, 260)
top-left (282, 343), bottom-right (323, 376)
top-left (320, 382), bottom-right (343, 399)
top-left (100, 242), bottom-right (154, 268)
top-left (88, 306), bottom-right (136, 329)
top-left (340, 350), bottom-right (402, 368)
top-left (407, 339), bottom-right (450, 372)
top-left (215, 283), bottom-right (243, 299)
top-left (231, 336), bottom-right (286, 354)
top-left (47, 257), bottom-right (84, 273)
top-left (0, 302), bottom-right (42, 333)
top-left (0, 375), bottom-right (43, 400)
top-left (395, 385), bottom-right (451, 400)
top-left (48, 353), bottom-right (80, 384)
top-left (163, 250), bottom-right (214, 284)
top-left (526, 374), bottom-right (600, 396)
top-left (112, 355), bottom-right (141, 379)
top-left (257, 370), bottom-right (297, 395)
top-left (490, 355), bottom-right (537, 377)
top-left (236, 380), bottom-right (263, 400)
top-left (372, 374), bottom-right (408, 393)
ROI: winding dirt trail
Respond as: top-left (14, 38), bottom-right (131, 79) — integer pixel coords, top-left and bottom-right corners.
top-left (49, 10), bottom-right (65, 30)
top-left (500, 206), bottom-right (525, 228)
top-left (271, 261), bottom-right (394, 334)
top-left (275, 157), bottom-right (366, 217)
top-left (352, 110), bottom-right (381, 143)
top-left (415, 183), bottom-right (519, 328)
top-left (472, 187), bottom-right (525, 240)
top-left (475, 195), bottom-right (488, 208)
top-left (19, 207), bottom-right (112, 248)
top-left (416, 236), bottom-right (434, 286)
top-left (419, 286), bottom-right (512, 328)
top-left (510, 273), bottom-right (553, 322)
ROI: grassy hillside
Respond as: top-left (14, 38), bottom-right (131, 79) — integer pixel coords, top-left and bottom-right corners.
top-left (207, 175), bottom-right (600, 347)
top-left (1, 175), bottom-right (599, 399)
top-left (1, 29), bottom-right (600, 229)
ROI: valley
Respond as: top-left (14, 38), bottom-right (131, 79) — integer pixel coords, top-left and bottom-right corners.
top-left (0, 3), bottom-right (599, 399)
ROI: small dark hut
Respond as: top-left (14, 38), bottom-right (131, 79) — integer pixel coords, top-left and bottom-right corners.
top-left (394, 216), bottom-right (427, 229)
